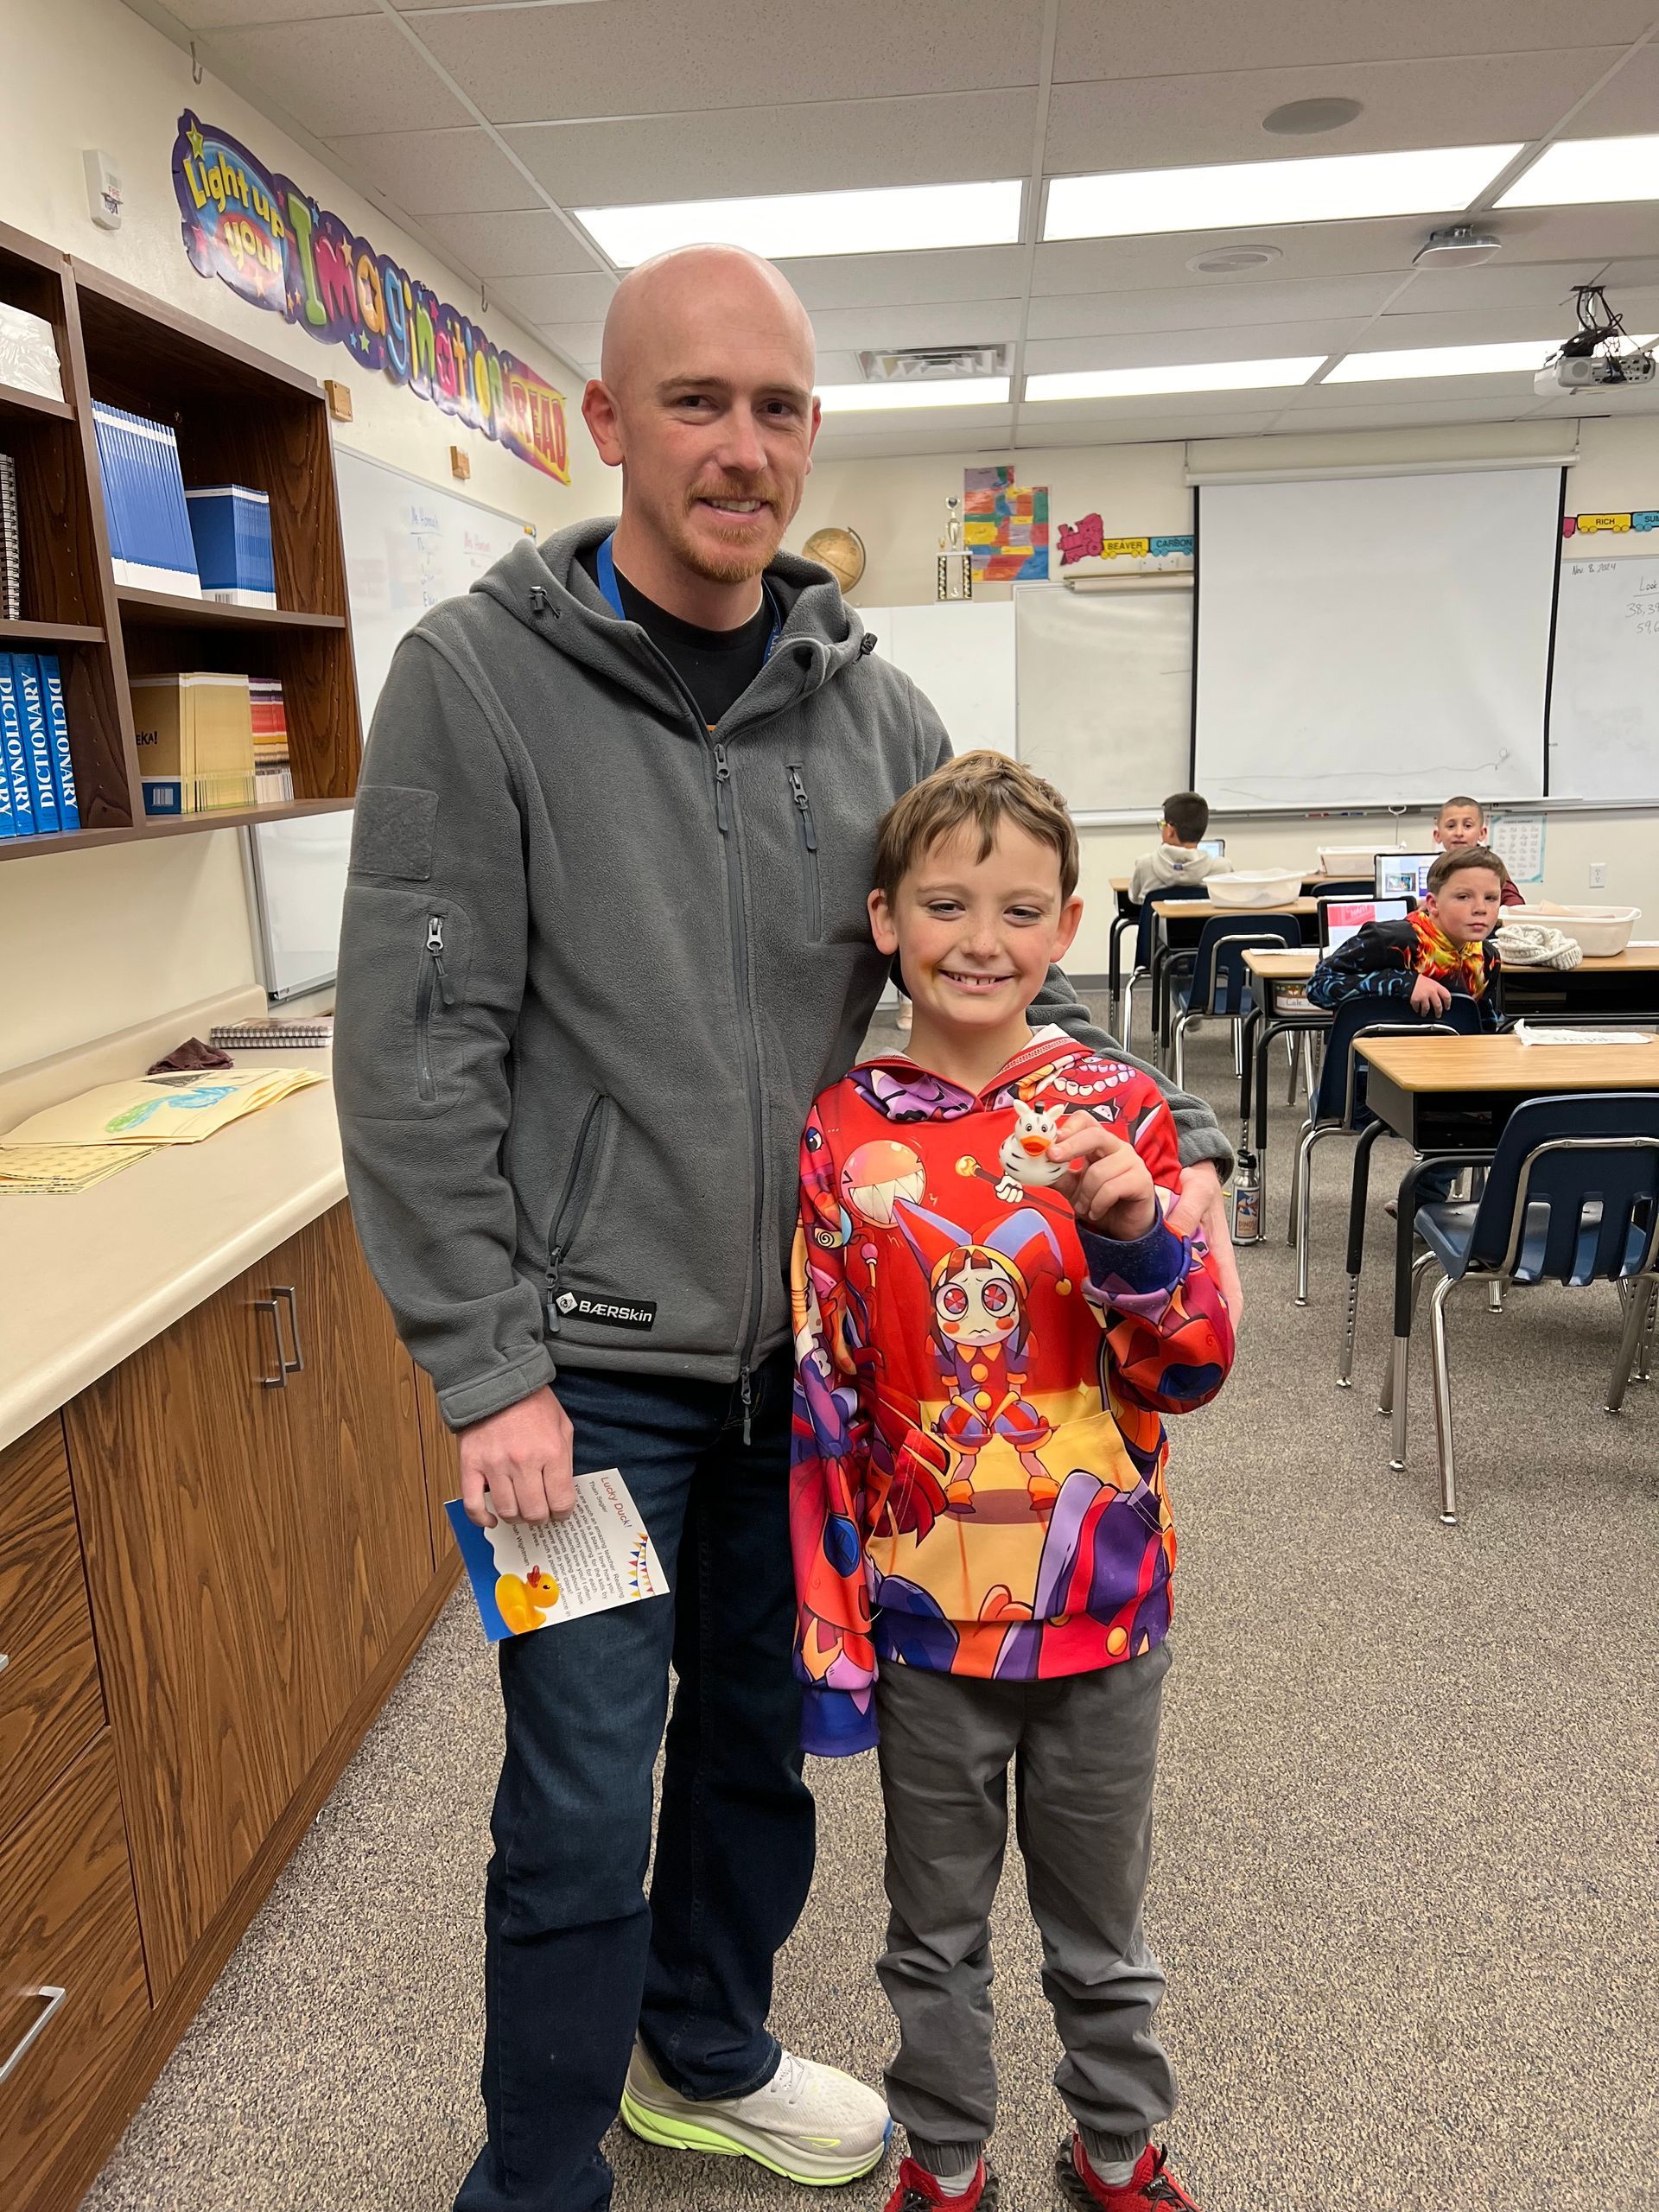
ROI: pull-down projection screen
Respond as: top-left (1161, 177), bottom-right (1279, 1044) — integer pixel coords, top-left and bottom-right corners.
top-left (1192, 467), bottom-right (1565, 810)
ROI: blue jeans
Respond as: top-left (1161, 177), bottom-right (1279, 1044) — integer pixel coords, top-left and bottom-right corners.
top-left (454, 1346), bottom-right (815, 2212)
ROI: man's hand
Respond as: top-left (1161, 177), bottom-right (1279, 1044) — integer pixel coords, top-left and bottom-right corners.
top-left (1048, 1112), bottom-right (1159, 1239)
top-left (1411, 973), bottom-right (1453, 1016)
top-left (1166, 1159), bottom-right (1243, 1322)
top-left (457, 1386), bottom-right (576, 1528)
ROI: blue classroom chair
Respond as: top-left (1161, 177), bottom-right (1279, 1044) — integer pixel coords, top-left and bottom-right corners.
top-left (1389, 1093), bottom-right (1659, 1525)
top-left (1120, 883), bottom-right (1209, 1054)
top-left (1168, 917), bottom-right (1302, 1088)
top-left (1290, 995), bottom-right (1484, 1307)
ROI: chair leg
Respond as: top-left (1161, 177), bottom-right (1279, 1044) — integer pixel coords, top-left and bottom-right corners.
top-left (1172, 1013), bottom-right (1189, 1090)
top-left (1607, 1274), bottom-right (1657, 1414)
top-left (1286, 1034), bottom-right (1301, 1105)
top-left (1232, 1019), bottom-right (1244, 1078)
top-left (1487, 1280), bottom-right (1504, 1313)
top-left (1640, 1281), bottom-right (1657, 1383)
top-left (1428, 1273), bottom-right (1461, 1524)
top-left (1338, 1267), bottom-right (1361, 1388)
top-left (1294, 1124), bottom-right (1325, 1305)
top-left (1287, 1118), bottom-right (1313, 1248)
top-left (1382, 1250), bottom-right (1436, 1472)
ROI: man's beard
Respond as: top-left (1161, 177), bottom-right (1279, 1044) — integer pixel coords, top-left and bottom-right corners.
top-left (666, 481), bottom-right (787, 582)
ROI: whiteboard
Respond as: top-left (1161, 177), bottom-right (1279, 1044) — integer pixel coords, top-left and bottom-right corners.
top-left (862, 601), bottom-right (1015, 756)
top-left (334, 447), bottom-right (531, 728)
top-left (245, 810), bottom-right (353, 1001)
top-left (1015, 581), bottom-right (1190, 814)
top-left (1192, 468), bottom-right (1563, 809)
top-left (1548, 555), bottom-right (1659, 801)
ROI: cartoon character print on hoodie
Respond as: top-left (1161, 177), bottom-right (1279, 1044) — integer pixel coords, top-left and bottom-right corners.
top-left (790, 1028), bottom-right (1235, 1756)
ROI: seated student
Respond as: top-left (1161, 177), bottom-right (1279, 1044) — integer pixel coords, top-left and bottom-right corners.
top-left (1307, 844), bottom-right (1504, 1027)
top-left (1433, 795), bottom-right (1523, 905)
top-left (791, 751), bottom-right (1235, 2212)
top-left (1128, 790), bottom-right (1222, 905)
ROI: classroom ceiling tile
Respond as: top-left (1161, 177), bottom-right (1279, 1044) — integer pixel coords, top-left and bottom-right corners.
top-left (1270, 395), bottom-right (1567, 431)
top-left (1044, 51), bottom-right (1615, 178)
top-left (326, 129), bottom-right (543, 218)
top-left (1560, 41), bottom-right (1659, 137)
top-left (779, 248), bottom-right (1029, 312)
top-left (1027, 275), bottom-right (1402, 340)
top-left (489, 270), bottom-right (620, 322)
top-left (1602, 257), bottom-right (1659, 290)
top-left (420, 210), bottom-right (606, 279)
top-left (415, 0), bottom-right (1043, 129)
top-left (1356, 307), bottom-right (1588, 353)
top-left (204, 16), bottom-right (474, 137)
top-left (810, 421), bottom-right (1019, 461)
top-left (1019, 410), bottom-right (1302, 447)
top-left (1389, 261), bottom-right (1627, 315)
top-left (1022, 321), bottom-right (1362, 376)
top-left (168, 0), bottom-right (367, 26)
top-left (1458, 206), bottom-right (1659, 266)
top-left (503, 91), bottom-right (1036, 205)
top-left (532, 324), bottom-right (606, 373)
top-left (1293, 370), bottom-right (1545, 405)
top-left (1031, 219), bottom-right (1423, 297)
top-left (807, 300), bottom-right (1026, 353)
top-left (1052, 0), bottom-right (1658, 79)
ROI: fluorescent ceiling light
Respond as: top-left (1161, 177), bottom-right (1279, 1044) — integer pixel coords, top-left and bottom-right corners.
top-left (1025, 358), bottom-right (1324, 402)
top-left (1498, 133), bottom-right (1659, 208)
top-left (817, 378), bottom-right (1010, 413)
top-left (574, 180), bottom-right (1023, 266)
top-left (1043, 143), bottom-right (1520, 240)
top-left (1325, 339), bottom-right (1566, 381)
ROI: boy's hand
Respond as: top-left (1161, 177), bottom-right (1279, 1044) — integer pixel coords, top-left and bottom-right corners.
top-left (1411, 974), bottom-right (1453, 1016)
top-left (1047, 1111), bottom-right (1159, 1239)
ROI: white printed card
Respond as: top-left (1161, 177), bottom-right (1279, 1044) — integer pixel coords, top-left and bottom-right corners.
top-left (446, 1469), bottom-right (666, 1642)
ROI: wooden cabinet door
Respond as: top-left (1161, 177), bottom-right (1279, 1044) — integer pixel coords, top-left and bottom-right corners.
top-left (0, 1421), bottom-right (106, 1841)
top-left (63, 1270), bottom-right (330, 1993)
top-left (264, 1204), bottom-right (434, 1711)
top-left (0, 1733), bottom-right (149, 2212)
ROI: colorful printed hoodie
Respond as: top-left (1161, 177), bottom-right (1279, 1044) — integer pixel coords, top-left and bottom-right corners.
top-left (790, 1027), bottom-right (1235, 1756)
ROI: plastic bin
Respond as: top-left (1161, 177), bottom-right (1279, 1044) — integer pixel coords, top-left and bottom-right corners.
top-left (1205, 869), bottom-right (1305, 908)
top-left (1507, 906), bottom-right (1641, 957)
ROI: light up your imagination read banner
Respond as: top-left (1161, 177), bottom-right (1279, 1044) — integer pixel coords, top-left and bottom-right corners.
top-left (172, 111), bottom-right (569, 483)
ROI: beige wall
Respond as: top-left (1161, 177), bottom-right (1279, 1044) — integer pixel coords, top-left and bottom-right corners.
top-left (790, 415), bottom-right (1659, 969)
top-left (1, 0), bottom-right (618, 1073)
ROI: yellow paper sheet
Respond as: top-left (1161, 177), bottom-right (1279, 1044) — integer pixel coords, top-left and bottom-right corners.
top-left (0, 1143), bottom-right (161, 1192)
top-left (1, 1067), bottom-right (325, 1148)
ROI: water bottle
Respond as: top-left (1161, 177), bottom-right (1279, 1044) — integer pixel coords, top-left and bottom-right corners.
top-left (1232, 1151), bottom-right (1262, 1244)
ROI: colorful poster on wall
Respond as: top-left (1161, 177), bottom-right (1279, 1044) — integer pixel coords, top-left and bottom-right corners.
top-left (170, 111), bottom-right (569, 484)
top-left (1562, 512), bottom-right (1659, 537)
top-left (1056, 512), bottom-right (1194, 567)
top-left (963, 466), bottom-right (1048, 581)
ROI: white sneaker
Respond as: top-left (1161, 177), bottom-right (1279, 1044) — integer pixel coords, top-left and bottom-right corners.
top-left (620, 2038), bottom-right (891, 2185)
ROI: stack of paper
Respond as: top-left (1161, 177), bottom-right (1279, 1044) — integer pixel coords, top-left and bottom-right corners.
top-left (186, 486), bottom-right (276, 608)
top-left (0, 453), bottom-right (18, 620)
top-left (0, 1143), bottom-right (160, 1195)
top-left (0, 1065), bottom-right (324, 1149)
top-left (91, 402), bottom-right (201, 596)
top-left (1512, 1020), bottom-right (1656, 1048)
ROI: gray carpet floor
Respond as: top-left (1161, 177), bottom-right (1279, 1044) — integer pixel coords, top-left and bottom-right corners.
top-left (80, 1002), bottom-right (1659, 2212)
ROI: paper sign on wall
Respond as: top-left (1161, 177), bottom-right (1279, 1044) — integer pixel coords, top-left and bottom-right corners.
top-left (964, 467), bottom-right (1049, 581)
top-left (1489, 811), bottom-right (1546, 883)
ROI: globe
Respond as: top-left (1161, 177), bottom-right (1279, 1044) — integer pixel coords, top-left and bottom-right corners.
top-left (803, 525), bottom-right (867, 594)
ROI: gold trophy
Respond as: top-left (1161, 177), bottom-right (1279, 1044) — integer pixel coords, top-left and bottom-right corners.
top-left (937, 494), bottom-right (971, 601)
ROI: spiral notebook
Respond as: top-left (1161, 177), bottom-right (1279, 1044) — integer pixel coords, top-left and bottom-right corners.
top-left (209, 1014), bottom-right (334, 1049)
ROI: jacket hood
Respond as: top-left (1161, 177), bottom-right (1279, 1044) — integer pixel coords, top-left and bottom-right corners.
top-left (472, 518), bottom-right (877, 731)
top-left (853, 1027), bottom-right (1099, 1116)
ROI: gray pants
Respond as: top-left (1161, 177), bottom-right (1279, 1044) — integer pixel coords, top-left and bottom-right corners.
top-left (874, 1643), bottom-right (1174, 2170)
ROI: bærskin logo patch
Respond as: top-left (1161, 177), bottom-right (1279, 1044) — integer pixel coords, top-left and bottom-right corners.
top-left (555, 1290), bottom-right (657, 1332)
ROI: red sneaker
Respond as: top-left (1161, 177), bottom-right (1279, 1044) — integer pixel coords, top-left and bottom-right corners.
top-left (883, 2154), bottom-right (1001, 2210)
top-left (1055, 2135), bottom-right (1200, 2209)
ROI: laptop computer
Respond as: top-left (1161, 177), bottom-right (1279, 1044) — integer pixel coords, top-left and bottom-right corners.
top-left (1375, 851), bottom-right (1437, 899)
top-left (1197, 836), bottom-right (1225, 859)
top-left (1319, 894), bottom-right (1410, 953)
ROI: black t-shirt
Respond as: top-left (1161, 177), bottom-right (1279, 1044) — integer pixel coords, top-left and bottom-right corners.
top-left (580, 545), bottom-right (774, 729)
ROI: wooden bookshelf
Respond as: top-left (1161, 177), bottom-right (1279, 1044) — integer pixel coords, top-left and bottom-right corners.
top-left (0, 220), bottom-right (363, 863)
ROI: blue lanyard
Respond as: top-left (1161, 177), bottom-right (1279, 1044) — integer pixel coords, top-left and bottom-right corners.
top-left (595, 531), bottom-right (780, 664)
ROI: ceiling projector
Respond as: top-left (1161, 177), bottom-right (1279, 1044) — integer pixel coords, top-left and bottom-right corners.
top-left (1535, 283), bottom-right (1656, 397)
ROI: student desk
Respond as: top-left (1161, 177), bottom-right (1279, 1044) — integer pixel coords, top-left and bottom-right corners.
top-left (1147, 896), bottom-right (1319, 1055)
top-left (1352, 1033), bottom-right (1659, 1454)
top-left (1500, 944), bottom-right (1659, 1020)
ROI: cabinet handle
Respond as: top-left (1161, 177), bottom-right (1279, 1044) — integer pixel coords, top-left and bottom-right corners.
top-left (253, 1299), bottom-right (288, 1389)
top-left (0, 1986), bottom-right (67, 2086)
top-left (271, 1285), bottom-right (304, 1375)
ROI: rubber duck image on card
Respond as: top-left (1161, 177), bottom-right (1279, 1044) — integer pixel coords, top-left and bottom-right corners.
top-left (446, 1469), bottom-right (666, 1642)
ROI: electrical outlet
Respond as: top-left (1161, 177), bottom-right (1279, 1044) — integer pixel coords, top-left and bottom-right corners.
top-left (1589, 861), bottom-right (1608, 889)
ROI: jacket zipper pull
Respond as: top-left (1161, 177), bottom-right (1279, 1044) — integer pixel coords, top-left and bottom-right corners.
top-left (788, 767), bottom-right (817, 850)
top-left (739, 1364), bottom-right (753, 1446)
top-left (427, 915), bottom-right (457, 1007)
top-left (713, 743), bottom-right (732, 834)
top-left (543, 1245), bottom-right (564, 1333)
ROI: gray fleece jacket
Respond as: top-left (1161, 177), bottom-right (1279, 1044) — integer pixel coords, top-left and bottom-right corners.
top-left (333, 520), bottom-right (1233, 1431)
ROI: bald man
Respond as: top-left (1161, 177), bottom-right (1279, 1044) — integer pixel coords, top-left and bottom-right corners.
top-left (334, 245), bottom-right (1236, 2212)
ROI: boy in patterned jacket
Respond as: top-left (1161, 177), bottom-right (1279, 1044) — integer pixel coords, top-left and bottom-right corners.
top-left (790, 753), bottom-right (1235, 2212)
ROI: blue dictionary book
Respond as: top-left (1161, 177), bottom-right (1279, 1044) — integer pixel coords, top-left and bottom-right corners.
top-left (92, 402), bottom-right (201, 597)
top-left (35, 653), bottom-right (79, 830)
top-left (11, 654), bottom-right (60, 835)
top-left (0, 657), bottom-right (36, 836)
top-left (186, 486), bottom-right (276, 607)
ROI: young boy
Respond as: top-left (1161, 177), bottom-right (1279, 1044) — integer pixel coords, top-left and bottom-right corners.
top-left (1128, 791), bottom-right (1220, 906)
top-left (1433, 796), bottom-right (1522, 905)
top-left (1307, 844), bottom-right (1505, 1027)
top-left (790, 752), bottom-right (1235, 2212)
